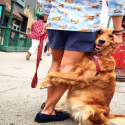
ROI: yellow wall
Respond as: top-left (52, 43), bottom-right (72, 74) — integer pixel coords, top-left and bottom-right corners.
top-left (23, 8), bottom-right (36, 33)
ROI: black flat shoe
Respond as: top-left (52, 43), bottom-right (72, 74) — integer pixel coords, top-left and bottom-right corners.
top-left (34, 110), bottom-right (70, 123)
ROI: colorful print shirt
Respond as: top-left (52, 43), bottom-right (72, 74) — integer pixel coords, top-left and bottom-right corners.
top-left (41, 0), bottom-right (124, 32)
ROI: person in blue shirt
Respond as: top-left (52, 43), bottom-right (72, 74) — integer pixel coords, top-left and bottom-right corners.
top-left (35, 0), bottom-right (124, 123)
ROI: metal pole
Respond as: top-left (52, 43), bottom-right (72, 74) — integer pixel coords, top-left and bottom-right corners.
top-left (7, 0), bottom-right (15, 27)
top-left (107, 17), bottom-right (111, 28)
top-left (2, 0), bottom-right (16, 50)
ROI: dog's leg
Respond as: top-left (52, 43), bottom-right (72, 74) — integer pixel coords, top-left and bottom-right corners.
top-left (39, 76), bottom-right (53, 89)
top-left (39, 75), bottom-right (82, 89)
top-left (39, 74), bottom-right (89, 89)
top-left (47, 62), bottom-right (96, 83)
top-left (52, 77), bottom-right (89, 88)
top-left (39, 71), bottom-right (95, 88)
top-left (48, 72), bottom-right (87, 82)
top-left (48, 68), bottom-right (96, 83)
top-left (108, 114), bottom-right (125, 125)
top-left (39, 63), bottom-right (96, 88)
top-left (55, 107), bottom-right (63, 112)
top-left (78, 123), bottom-right (84, 125)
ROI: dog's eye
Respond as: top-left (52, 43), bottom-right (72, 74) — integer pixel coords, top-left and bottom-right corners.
top-left (109, 35), bottom-right (113, 38)
top-left (97, 32), bottom-right (103, 35)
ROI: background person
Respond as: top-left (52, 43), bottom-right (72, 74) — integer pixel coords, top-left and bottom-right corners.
top-left (26, 14), bottom-right (46, 60)
top-left (35, 0), bottom-right (124, 123)
top-left (45, 37), bottom-right (51, 56)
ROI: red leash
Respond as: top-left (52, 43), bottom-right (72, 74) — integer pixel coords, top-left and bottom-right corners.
top-left (31, 34), bottom-right (46, 88)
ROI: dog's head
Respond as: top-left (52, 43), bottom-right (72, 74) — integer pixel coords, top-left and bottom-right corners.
top-left (94, 28), bottom-right (117, 56)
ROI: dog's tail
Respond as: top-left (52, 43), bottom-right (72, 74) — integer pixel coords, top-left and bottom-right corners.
top-left (108, 114), bottom-right (125, 125)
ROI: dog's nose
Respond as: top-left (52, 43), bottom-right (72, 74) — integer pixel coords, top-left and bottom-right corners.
top-left (99, 39), bottom-right (105, 44)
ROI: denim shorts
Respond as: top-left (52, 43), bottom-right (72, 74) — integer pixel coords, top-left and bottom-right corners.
top-left (47, 29), bottom-right (97, 52)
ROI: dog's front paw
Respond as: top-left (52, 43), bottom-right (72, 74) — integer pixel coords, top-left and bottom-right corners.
top-left (38, 77), bottom-right (52, 89)
top-left (38, 81), bottom-right (52, 89)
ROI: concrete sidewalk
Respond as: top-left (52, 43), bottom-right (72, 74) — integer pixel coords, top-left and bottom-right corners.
top-left (0, 51), bottom-right (125, 125)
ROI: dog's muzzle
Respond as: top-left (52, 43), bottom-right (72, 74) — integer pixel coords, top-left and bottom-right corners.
top-left (99, 39), bottom-right (105, 45)
top-left (95, 39), bottom-right (106, 50)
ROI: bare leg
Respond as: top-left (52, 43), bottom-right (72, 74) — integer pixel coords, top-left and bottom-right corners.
top-left (48, 47), bottom-right (51, 53)
top-left (42, 50), bottom-right (85, 115)
top-left (47, 49), bottom-right (64, 100)
top-left (47, 45), bottom-right (52, 56)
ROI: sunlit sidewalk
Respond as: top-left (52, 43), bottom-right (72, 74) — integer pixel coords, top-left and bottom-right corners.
top-left (0, 51), bottom-right (125, 125)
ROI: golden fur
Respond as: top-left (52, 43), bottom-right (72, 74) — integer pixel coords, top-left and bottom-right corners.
top-left (39, 29), bottom-right (125, 125)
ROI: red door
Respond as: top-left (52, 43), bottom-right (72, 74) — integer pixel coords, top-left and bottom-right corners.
top-left (112, 30), bottom-right (125, 68)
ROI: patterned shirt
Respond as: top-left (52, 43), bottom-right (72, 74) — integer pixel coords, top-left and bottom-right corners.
top-left (27, 20), bottom-right (44, 40)
top-left (41, 0), bottom-right (124, 32)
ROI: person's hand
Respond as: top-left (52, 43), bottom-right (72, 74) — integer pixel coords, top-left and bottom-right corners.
top-left (113, 34), bottom-right (123, 49)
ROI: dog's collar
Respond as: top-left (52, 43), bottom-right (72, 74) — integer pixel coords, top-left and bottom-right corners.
top-left (88, 55), bottom-right (112, 74)
top-left (90, 56), bottom-right (101, 72)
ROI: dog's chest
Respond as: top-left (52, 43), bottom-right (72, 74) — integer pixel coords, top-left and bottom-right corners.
top-left (88, 55), bottom-right (115, 72)
top-left (97, 56), bottom-right (115, 71)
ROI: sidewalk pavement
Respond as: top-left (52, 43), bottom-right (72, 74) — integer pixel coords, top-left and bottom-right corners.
top-left (0, 51), bottom-right (125, 125)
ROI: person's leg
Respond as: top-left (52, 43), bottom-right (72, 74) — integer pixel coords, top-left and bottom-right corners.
top-left (48, 47), bottom-right (51, 53)
top-left (26, 39), bottom-right (40, 60)
top-left (44, 43), bottom-right (47, 53)
top-left (41, 39), bottom-right (47, 60)
top-left (42, 29), bottom-right (66, 105)
top-left (47, 45), bottom-right (51, 56)
top-left (42, 39), bottom-right (47, 55)
top-left (46, 49), bottom-right (64, 100)
top-left (42, 50), bottom-right (85, 115)
top-left (29, 39), bottom-right (40, 54)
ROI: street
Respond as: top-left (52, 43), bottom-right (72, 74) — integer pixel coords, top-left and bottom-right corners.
top-left (0, 51), bottom-right (125, 125)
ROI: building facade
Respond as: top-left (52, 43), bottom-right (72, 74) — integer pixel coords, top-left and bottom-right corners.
top-left (0, 0), bottom-right (40, 52)
top-left (0, 0), bottom-right (40, 33)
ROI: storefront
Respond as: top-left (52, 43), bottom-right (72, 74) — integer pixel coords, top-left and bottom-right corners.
top-left (0, 0), bottom-right (40, 33)
top-left (0, 0), bottom-right (23, 28)
top-left (0, 0), bottom-right (40, 52)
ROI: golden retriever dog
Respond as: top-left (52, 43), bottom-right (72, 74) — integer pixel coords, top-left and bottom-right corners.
top-left (39, 29), bottom-right (125, 125)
